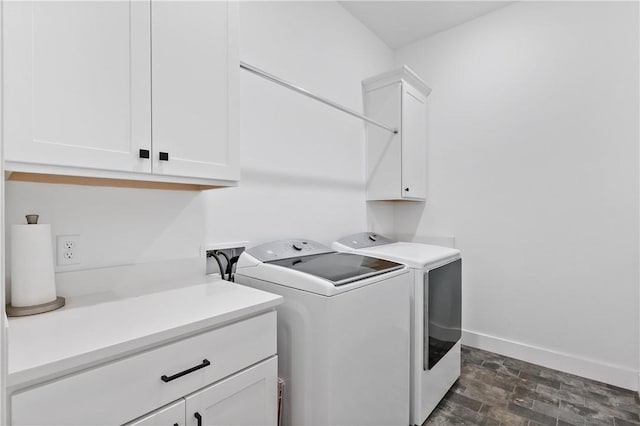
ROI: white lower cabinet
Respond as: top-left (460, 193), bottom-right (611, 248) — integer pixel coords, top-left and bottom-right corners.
top-left (10, 312), bottom-right (278, 426)
top-left (185, 357), bottom-right (278, 426)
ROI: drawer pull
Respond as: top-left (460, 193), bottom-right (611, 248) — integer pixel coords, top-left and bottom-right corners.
top-left (160, 359), bottom-right (211, 383)
top-left (194, 412), bottom-right (202, 426)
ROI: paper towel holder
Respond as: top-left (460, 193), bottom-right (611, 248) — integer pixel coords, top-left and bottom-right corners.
top-left (5, 215), bottom-right (65, 317)
top-left (6, 296), bottom-right (66, 317)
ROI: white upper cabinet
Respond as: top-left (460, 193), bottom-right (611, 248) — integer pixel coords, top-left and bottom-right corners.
top-left (3, 1), bottom-right (152, 173)
top-left (151, 1), bottom-right (239, 181)
top-left (363, 66), bottom-right (431, 201)
top-left (2, 1), bottom-right (239, 188)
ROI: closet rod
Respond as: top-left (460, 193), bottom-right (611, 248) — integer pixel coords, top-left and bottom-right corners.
top-left (240, 61), bottom-right (399, 135)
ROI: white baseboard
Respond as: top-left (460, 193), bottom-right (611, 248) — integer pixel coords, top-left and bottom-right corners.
top-left (462, 329), bottom-right (638, 391)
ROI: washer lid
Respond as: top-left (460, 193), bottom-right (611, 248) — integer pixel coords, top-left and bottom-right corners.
top-left (266, 252), bottom-right (403, 286)
top-left (352, 242), bottom-right (460, 269)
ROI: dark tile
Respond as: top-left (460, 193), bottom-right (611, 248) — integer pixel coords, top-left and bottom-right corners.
top-left (536, 383), bottom-right (587, 406)
top-left (447, 391), bottom-right (483, 412)
top-left (502, 357), bottom-right (545, 377)
top-left (583, 392), bottom-right (639, 415)
top-left (614, 418), bottom-right (640, 426)
top-left (519, 371), bottom-right (563, 390)
top-left (449, 379), bottom-right (468, 395)
top-left (530, 400), bottom-right (585, 425)
top-left (462, 363), bottom-right (518, 393)
top-left (606, 384), bottom-right (639, 398)
top-left (433, 347), bottom-right (640, 426)
top-left (455, 376), bottom-right (512, 408)
top-left (560, 400), bottom-right (599, 417)
top-left (538, 368), bottom-right (588, 389)
top-left (481, 360), bottom-right (520, 376)
top-left (479, 360), bottom-right (502, 371)
top-left (584, 399), bottom-right (640, 423)
top-left (512, 385), bottom-right (560, 408)
top-left (424, 410), bottom-right (471, 425)
top-left (507, 402), bottom-right (556, 426)
top-left (427, 400), bottom-right (484, 425)
top-left (446, 401), bottom-right (485, 424)
top-left (562, 379), bottom-right (636, 403)
top-left (461, 346), bottom-right (491, 367)
top-left (560, 400), bottom-right (614, 424)
top-left (586, 418), bottom-right (615, 426)
top-left (480, 405), bottom-right (529, 425)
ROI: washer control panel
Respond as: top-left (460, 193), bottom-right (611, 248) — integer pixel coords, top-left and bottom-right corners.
top-left (247, 239), bottom-right (334, 262)
top-left (335, 232), bottom-right (395, 249)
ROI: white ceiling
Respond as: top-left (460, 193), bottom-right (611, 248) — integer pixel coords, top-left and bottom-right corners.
top-left (340, 1), bottom-right (513, 49)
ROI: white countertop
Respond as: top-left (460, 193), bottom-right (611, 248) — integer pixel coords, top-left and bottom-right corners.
top-left (7, 278), bottom-right (282, 388)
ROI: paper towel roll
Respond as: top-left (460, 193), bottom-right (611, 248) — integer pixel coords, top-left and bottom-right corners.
top-left (11, 224), bottom-right (57, 307)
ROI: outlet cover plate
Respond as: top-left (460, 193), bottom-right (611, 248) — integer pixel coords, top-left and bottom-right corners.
top-left (56, 234), bottom-right (80, 266)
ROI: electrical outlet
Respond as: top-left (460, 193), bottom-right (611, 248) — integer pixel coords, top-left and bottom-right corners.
top-left (57, 234), bottom-right (80, 266)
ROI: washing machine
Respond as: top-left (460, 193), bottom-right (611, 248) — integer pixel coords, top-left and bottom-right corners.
top-left (332, 233), bottom-right (462, 425)
top-left (234, 239), bottom-right (411, 426)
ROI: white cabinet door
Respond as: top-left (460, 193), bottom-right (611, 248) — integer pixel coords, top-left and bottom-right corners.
top-left (401, 82), bottom-right (427, 200)
top-left (126, 400), bottom-right (185, 426)
top-left (151, 1), bottom-right (239, 181)
top-left (364, 82), bottom-right (402, 201)
top-left (185, 357), bottom-right (277, 426)
top-left (363, 66), bottom-right (430, 201)
top-left (3, 1), bottom-right (152, 173)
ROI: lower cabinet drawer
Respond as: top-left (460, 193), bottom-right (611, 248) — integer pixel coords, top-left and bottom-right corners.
top-left (11, 311), bottom-right (276, 426)
top-left (125, 400), bottom-right (186, 426)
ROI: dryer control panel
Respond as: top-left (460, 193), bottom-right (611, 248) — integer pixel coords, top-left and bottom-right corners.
top-left (335, 232), bottom-right (395, 249)
top-left (247, 239), bottom-right (334, 262)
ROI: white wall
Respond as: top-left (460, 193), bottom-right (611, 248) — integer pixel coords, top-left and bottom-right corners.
top-left (206, 1), bottom-right (394, 245)
top-left (395, 1), bottom-right (639, 388)
top-left (5, 2), bottom-right (393, 276)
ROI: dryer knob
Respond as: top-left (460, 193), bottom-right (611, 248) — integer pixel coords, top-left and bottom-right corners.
top-left (292, 243), bottom-right (303, 251)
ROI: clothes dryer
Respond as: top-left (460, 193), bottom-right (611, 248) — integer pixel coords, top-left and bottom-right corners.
top-left (333, 233), bottom-right (461, 425)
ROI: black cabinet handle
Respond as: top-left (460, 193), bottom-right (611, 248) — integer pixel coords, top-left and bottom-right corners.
top-left (139, 149), bottom-right (150, 159)
top-left (173, 424), bottom-right (179, 426)
top-left (159, 152), bottom-right (169, 161)
top-left (161, 359), bottom-right (210, 383)
top-left (194, 412), bottom-right (202, 426)
top-left (404, 187), bottom-right (410, 192)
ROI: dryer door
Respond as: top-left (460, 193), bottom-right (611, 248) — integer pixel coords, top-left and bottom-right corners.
top-left (425, 259), bottom-right (462, 370)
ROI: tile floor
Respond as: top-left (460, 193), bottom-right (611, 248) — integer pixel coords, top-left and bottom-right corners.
top-left (425, 346), bottom-right (640, 426)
